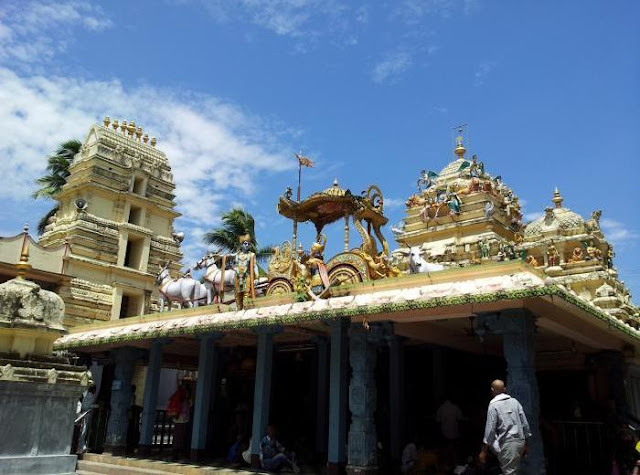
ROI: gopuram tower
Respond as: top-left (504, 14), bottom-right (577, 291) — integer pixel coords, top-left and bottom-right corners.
top-left (39, 117), bottom-right (182, 327)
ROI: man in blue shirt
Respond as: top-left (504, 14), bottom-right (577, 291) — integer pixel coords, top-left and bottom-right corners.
top-left (260, 425), bottom-right (300, 473)
top-left (479, 380), bottom-right (531, 474)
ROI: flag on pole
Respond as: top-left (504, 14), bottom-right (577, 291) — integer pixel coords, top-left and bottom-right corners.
top-left (295, 153), bottom-right (314, 168)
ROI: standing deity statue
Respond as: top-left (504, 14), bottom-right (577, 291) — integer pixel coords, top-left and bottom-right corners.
top-left (547, 243), bottom-right (560, 267)
top-left (447, 189), bottom-right (462, 216)
top-left (605, 247), bottom-right (615, 269)
top-left (417, 170), bottom-right (438, 191)
top-left (305, 235), bottom-right (330, 298)
top-left (234, 234), bottom-right (257, 310)
top-left (479, 237), bottom-right (490, 260)
top-left (469, 155), bottom-right (485, 178)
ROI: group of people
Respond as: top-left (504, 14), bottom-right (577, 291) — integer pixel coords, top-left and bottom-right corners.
top-left (80, 377), bottom-right (531, 474)
top-left (225, 425), bottom-right (300, 473)
top-left (402, 380), bottom-right (531, 475)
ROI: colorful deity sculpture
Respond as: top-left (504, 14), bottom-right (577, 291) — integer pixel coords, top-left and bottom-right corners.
top-left (447, 189), bottom-right (462, 216)
top-left (479, 237), bottom-right (490, 260)
top-left (234, 234), bottom-right (256, 309)
top-left (569, 247), bottom-right (585, 263)
top-left (606, 247), bottom-right (615, 269)
top-left (305, 235), bottom-right (330, 297)
top-left (547, 243), bottom-right (560, 267)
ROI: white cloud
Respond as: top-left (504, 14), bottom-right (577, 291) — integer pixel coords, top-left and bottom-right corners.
top-left (355, 6), bottom-right (369, 24)
top-left (473, 61), bottom-right (495, 87)
top-left (372, 49), bottom-right (413, 84)
top-left (172, 0), bottom-right (354, 45)
top-left (397, 0), bottom-right (477, 24)
top-left (0, 0), bottom-right (112, 66)
top-left (523, 211), bottom-right (543, 223)
top-left (601, 218), bottom-right (639, 246)
top-left (383, 198), bottom-right (406, 211)
top-left (0, 68), bottom-right (296, 229)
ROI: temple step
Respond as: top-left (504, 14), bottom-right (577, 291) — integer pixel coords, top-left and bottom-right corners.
top-left (77, 454), bottom-right (267, 474)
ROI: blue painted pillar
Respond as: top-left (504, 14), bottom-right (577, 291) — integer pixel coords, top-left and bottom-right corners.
top-left (250, 325), bottom-right (282, 467)
top-left (105, 347), bottom-right (143, 455)
top-left (191, 332), bottom-right (224, 461)
top-left (347, 323), bottom-right (383, 475)
top-left (328, 317), bottom-right (349, 473)
top-left (476, 310), bottom-right (545, 475)
top-left (313, 336), bottom-right (329, 457)
top-left (388, 333), bottom-right (405, 462)
top-left (432, 346), bottom-right (446, 407)
top-left (139, 339), bottom-right (169, 452)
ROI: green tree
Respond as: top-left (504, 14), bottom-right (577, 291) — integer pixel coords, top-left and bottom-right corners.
top-left (33, 139), bottom-right (82, 234)
top-left (202, 207), bottom-right (273, 265)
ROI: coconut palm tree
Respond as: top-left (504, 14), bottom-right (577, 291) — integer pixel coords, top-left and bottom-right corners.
top-left (33, 139), bottom-right (82, 234)
top-left (202, 207), bottom-right (273, 265)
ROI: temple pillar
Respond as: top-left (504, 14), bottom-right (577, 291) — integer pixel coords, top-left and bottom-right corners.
top-left (249, 326), bottom-right (282, 468)
top-left (328, 318), bottom-right (349, 474)
top-left (104, 347), bottom-right (143, 455)
top-left (139, 339), bottom-right (169, 453)
top-left (388, 333), bottom-right (405, 462)
top-left (476, 310), bottom-right (545, 475)
top-left (191, 332), bottom-right (224, 461)
top-left (313, 336), bottom-right (329, 457)
top-left (346, 323), bottom-right (384, 475)
top-left (432, 346), bottom-right (446, 411)
top-left (626, 364), bottom-right (640, 420)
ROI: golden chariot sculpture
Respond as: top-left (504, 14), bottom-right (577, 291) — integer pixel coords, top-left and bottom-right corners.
top-left (266, 180), bottom-right (399, 299)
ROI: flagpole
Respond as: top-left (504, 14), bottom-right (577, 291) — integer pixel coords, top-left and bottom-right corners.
top-left (293, 159), bottom-right (301, 252)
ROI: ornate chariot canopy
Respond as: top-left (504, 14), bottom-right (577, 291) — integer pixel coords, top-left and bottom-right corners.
top-left (277, 179), bottom-right (388, 236)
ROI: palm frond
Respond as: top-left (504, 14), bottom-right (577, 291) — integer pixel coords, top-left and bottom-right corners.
top-left (37, 205), bottom-right (59, 235)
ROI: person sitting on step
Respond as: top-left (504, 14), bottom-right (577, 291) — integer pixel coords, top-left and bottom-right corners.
top-left (259, 424), bottom-right (300, 473)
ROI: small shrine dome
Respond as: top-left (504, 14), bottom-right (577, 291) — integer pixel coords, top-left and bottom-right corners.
top-left (523, 188), bottom-right (586, 240)
top-left (323, 179), bottom-right (348, 197)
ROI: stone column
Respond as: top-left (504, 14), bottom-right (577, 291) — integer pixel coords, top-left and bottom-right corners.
top-left (347, 323), bottom-right (384, 475)
top-left (313, 336), bottom-right (329, 457)
top-left (139, 339), bottom-right (169, 454)
top-left (388, 333), bottom-right (405, 462)
top-left (626, 363), bottom-right (640, 420)
top-left (105, 347), bottom-right (143, 455)
top-left (432, 346), bottom-right (446, 409)
top-left (328, 318), bottom-right (349, 474)
top-left (250, 326), bottom-right (282, 467)
top-left (191, 332), bottom-right (224, 461)
top-left (476, 310), bottom-right (545, 475)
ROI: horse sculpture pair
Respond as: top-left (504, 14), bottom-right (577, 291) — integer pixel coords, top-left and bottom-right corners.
top-left (155, 255), bottom-right (237, 311)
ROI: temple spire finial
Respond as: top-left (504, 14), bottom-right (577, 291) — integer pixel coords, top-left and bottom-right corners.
top-left (16, 224), bottom-right (32, 279)
top-left (453, 124), bottom-right (467, 160)
top-left (552, 187), bottom-right (563, 208)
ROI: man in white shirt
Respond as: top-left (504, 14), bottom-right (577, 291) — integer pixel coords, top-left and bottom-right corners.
top-left (479, 380), bottom-right (531, 475)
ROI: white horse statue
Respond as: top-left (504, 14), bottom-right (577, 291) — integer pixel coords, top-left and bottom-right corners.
top-left (155, 261), bottom-right (209, 311)
top-left (194, 253), bottom-right (237, 304)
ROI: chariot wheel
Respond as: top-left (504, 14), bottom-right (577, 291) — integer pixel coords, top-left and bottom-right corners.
top-left (328, 264), bottom-right (363, 286)
top-left (266, 278), bottom-right (294, 296)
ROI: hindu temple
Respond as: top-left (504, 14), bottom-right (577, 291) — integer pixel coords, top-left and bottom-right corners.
top-left (1, 120), bottom-right (638, 474)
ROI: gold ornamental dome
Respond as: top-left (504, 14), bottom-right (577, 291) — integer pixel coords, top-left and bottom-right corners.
top-left (324, 179), bottom-right (347, 197)
top-left (523, 189), bottom-right (586, 240)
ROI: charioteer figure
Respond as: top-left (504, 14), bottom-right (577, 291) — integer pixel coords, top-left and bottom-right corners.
top-left (234, 234), bottom-right (257, 310)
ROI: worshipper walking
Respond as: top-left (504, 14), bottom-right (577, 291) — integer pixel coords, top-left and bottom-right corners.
top-left (79, 385), bottom-right (97, 453)
top-left (479, 380), bottom-right (531, 475)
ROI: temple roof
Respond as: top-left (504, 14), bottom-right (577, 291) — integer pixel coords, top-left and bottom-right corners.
top-left (54, 261), bottom-right (640, 351)
top-left (523, 189), bottom-right (586, 240)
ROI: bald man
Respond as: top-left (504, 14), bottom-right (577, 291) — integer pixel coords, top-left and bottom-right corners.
top-left (479, 380), bottom-right (531, 474)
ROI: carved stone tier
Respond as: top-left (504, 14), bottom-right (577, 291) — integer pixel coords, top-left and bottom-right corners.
top-left (0, 270), bottom-right (89, 474)
top-left (38, 122), bottom-right (184, 326)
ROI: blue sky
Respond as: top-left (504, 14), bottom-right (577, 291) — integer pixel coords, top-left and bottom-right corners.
top-left (0, 0), bottom-right (638, 299)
